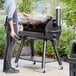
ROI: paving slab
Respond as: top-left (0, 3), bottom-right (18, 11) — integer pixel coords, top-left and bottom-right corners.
top-left (0, 58), bottom-right (69, 76)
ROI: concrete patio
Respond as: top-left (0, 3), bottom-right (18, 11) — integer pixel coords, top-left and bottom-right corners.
top-left (0, 58), bottom-right (69, 76)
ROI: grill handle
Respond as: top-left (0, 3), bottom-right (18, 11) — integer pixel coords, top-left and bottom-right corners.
top-left (46, 30), bottom-right (61, 33)
top-left (56, 6), bottom-right (61, 26)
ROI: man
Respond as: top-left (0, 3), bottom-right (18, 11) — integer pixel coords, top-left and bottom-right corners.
top-left (3, 0), bottom-right (20, 73)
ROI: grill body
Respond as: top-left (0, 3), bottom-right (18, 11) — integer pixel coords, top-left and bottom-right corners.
top-left (19, 18), bottom-right (61, 41)
top-left (15, 7), bottom-right (63, 73)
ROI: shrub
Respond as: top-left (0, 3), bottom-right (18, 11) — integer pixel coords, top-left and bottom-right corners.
top-left (0, 25), bottom-right (6, 57)
top-left (0, 0), bottom-right (5, 8)
top-left (18, 0), bottom-right (37, 13)
top-left (62, 0), bottom-right (76, 26)
top-left (58, 27), bottom-right (74, 57)
top-left (34, 39), bottom-right (56, 58)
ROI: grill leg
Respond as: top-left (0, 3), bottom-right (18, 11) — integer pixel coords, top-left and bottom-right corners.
top-left (52, 39), bottom-right (63, 69)
top-left (30, 39), bottom-right (34, 57)
top-left (30, 39), bottom-right (36, 65)
top-left (15, 37), bottom-right (26, 64)
top-left (42, 40), bottom-right (47, 73)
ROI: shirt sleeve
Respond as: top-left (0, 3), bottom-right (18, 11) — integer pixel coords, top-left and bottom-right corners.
top-left (7, 2), bottom-right (16, 21)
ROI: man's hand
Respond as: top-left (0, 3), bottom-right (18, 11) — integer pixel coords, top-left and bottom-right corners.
top-left (18, 12), bottom-right (32, 19)
top-left (10, 30), bottom-right (16, 38)
top-left (8, 20), bottom-right (16, 38)
top-left (22, 12), bottom-right (33, 19)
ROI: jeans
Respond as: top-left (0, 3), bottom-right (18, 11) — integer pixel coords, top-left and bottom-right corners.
top-left (3, 21), bottom-right (17, 71)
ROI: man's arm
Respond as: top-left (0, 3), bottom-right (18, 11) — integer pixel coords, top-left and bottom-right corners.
top-left (7, 2), bottom-right (16, 38)
top-left (9, 21), bottom-right (16, 38)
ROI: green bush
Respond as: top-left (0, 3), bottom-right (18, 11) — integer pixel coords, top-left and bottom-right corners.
top-left (18, 0), bottom-right (37, 13)
top-left (0, 25), bottom-right (6, 56)
top-left (0, 0), bottom-right (5, 8)
top-left (34, 40), bottom-right (55, 58)
top-left (62, 0), bottom-right (76, 26)
top-left (34, 27), bottom-right (75, 58)
top-left (58, 27), bottom-right (74, 57)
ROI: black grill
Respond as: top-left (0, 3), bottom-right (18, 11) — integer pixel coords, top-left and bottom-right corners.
top-left (15, 7), bottom-right (63, 73)
top-left (19, 18), bottom-right (61, 40)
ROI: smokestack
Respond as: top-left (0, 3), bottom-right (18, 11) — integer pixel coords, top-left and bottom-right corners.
top-left (56, 6), bottom-right (61, 26)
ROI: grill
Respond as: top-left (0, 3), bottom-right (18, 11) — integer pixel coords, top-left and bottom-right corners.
top-left (15, 7), bottom-right (63, 73)
top-left (18, 18), bottom-right (61, 40)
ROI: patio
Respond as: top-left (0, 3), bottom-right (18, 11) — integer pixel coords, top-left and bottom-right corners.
top-left (0, 58), bottom-right (69, 76)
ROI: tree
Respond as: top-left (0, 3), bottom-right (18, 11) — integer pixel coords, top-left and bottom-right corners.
top-left (18, 0), bottom-right (40, 13)
top-left (18, 0), bottom-right (60, 15)
top-left (62, 0), bottom-right (76, 26)
top-left (0, 0), bottom-right (5, 8)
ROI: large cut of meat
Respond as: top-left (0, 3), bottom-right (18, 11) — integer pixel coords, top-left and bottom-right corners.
top-left (18, 14), bottom-right (51, 24)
